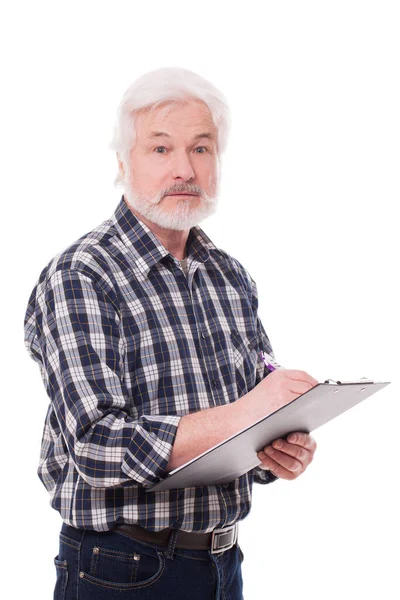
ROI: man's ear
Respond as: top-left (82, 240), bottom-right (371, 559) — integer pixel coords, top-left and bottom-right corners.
top-left (117, 153), bottom-right (125, 179)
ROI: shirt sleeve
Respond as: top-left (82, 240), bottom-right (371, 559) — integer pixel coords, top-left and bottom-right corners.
top-left (250, 310), bottom-right (279, 485)
top-left (38, 268), bottom-right (181, 489)
top-left (248, 274), bottom-right (278, 485)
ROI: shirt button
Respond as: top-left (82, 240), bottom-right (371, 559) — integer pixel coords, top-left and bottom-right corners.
top-left (201, 332), bottom-right (206, 339)
top-left (212, 380), bottom-right (218, 389)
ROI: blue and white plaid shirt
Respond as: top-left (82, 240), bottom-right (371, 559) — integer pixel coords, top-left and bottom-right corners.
top-left (24, 197), bottom-right (276, 533)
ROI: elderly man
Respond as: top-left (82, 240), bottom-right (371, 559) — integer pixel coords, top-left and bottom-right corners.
top-left (24, 67), bottom-right (317, 600)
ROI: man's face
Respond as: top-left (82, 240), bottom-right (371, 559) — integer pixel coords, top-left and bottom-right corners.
top-left (121, 98), bottom-right (220, 231)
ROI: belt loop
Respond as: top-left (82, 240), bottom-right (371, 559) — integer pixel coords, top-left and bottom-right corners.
top-left (166, 529), bottom-right (179, 560)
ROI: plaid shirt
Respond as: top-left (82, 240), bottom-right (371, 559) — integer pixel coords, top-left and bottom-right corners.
top-left (24, 197), bottom-right (276, 533)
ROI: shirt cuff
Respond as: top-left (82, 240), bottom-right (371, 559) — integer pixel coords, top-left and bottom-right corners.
top-left (251, 465), bottom-right (278, 485)
top-left (121, 415), bottom-right (182, 488)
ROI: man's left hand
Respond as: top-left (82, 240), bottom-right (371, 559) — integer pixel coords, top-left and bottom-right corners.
top-left (257, 432), bottom-right (317, 480)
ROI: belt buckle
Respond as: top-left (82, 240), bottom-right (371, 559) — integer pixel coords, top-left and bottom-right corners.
top-left (211, 524), bottom-right (238, 555)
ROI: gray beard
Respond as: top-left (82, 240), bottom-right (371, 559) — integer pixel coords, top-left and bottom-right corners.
top-left (123, 181), bottom-right (220, 231)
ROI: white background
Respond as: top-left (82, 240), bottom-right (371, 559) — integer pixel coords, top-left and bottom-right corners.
top-left (1, 1), bottom-right (399, 598)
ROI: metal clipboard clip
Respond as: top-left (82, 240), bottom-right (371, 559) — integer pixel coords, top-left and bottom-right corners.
top-left (324, 377), bottom-right (375, 385)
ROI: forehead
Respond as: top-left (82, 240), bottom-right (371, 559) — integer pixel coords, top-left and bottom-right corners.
top-left (135, 99), bottom-right (217, 139)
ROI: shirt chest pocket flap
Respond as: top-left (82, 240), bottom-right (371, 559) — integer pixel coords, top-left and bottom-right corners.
top-left (229, 328), bottom-right (259, 375)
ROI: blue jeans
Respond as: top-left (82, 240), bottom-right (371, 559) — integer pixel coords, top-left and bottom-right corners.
top-left (54, 522), bottom-right (245, 599)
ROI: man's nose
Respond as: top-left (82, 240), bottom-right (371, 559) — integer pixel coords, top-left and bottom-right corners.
top-left (170, 150), bottom-right (195, 181)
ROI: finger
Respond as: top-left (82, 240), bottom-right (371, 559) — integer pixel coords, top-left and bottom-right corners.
top-left (263, 445), bottom-right (304, 474)
top-left (269, 438), bottom-right (313, 463)
top-left (288, 383), bottom-right (315, 397)
top-left (256, 452), bottom-right (298, 481)
top-left (286, 432), bottom-right (317, 452)
top-left (283, 371), bottom-right (319, 387)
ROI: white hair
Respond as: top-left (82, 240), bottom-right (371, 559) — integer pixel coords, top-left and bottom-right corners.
top-left (109, 66), bottom-right (231, 187)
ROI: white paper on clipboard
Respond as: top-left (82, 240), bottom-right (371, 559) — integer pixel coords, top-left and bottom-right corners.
top-left (149, 380), bottom-right (390, 492)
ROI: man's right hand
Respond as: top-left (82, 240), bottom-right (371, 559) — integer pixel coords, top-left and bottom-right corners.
top-left (246, 369), bottom-right (319, 420)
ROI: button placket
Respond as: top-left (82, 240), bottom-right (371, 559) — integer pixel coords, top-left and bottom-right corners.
top-left (197, 329), bottom-right (219, 401)
top-left (185, 266), bottom-right (222, 404)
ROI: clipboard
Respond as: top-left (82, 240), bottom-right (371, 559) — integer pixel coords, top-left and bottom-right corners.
top-left (149, 379), bottom-right (390, 492)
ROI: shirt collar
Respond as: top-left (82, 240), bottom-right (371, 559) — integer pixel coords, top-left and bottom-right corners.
top-left (111, 196), bottom-right (218, 277)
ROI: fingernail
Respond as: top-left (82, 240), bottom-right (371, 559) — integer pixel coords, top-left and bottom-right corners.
top-left (265, 446), bottom-right (274, 455)
top-left (273, 440), bottom-right (283, 449)
top-left (289, 435), bottom-right (297, 443)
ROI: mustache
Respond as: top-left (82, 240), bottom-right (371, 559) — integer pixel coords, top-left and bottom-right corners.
top-left (164, 183), bottom-right (203, 196)
top-left (151, 183), bottom-right (213, 204)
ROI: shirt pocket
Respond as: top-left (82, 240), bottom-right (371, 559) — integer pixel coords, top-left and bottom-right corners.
top-left (229, 328), bottom-right (259, 395)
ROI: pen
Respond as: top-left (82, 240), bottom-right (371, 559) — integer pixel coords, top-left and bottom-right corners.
top-left (259, 351), bottom-right (284, 372)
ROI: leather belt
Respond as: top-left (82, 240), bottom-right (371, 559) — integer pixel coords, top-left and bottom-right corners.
top-left (113, 523), bottom-right (238, 555)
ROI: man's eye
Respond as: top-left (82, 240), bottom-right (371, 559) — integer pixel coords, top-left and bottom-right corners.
top-left (154, 146), bottom-right (208, 154)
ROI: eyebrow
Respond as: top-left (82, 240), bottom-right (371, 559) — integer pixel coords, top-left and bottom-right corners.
top-left (147, 131), bottom-right (215, 141)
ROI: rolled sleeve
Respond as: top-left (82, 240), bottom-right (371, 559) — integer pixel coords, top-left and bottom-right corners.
top-left (249, 275), bottom-right (278, 485)
top-left (122, 414), bottom-right (181, 487)
top-left (42, 268), bottom-right (181, 489)
top-left (251, 466), bottom-right (278, 485)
